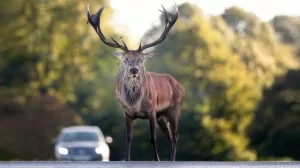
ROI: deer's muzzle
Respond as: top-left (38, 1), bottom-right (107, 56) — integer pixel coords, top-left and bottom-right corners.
top-left (130, 67), bottom-right (139, 74)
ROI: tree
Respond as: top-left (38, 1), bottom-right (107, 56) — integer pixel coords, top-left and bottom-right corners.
top-left (249, 70), bottom-right (300, 160)
top-left (0, 0), bottom-right (121, 160)
top-left (0, 0), bottom-right (116, 103)
top-left (271, 15), bottom-right (300, 58)
top-left (220, 6), bottom-right (298, 89)
top-left (0, 91), bottom-right (83, 160)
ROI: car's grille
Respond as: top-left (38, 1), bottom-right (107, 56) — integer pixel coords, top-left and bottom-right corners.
top-left (67, 147), bottom-right (95, 156)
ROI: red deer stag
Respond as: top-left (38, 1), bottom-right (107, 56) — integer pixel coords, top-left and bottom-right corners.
top-left (87, 4), bottom-right (184, 161)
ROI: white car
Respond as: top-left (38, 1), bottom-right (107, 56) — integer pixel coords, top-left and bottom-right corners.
top-left (53, 126), bottom-right (110, 161)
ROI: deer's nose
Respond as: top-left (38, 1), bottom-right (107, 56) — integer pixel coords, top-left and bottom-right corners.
top-left (130, 67), bottom-right (139, 74)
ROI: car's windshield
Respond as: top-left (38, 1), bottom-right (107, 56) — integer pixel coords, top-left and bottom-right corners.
top-left (61, 131), bottom-right (99, 142)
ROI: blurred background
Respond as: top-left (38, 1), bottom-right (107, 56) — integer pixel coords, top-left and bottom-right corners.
top-left (1, 0), bottom-right (300, 161)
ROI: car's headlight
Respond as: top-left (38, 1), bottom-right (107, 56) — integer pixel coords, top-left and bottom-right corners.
top-left (58, 147), bottom-right (68, 155)
top-left (95, 145), bottom-right (109, 154)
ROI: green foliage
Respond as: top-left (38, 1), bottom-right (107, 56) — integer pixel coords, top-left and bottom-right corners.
top-left (220, 6), bottom-right (298, 88)
top-left (0, 0), bottom-right (118, 103)
top-left (0, 0), bottom-right (120, 160)
top-left (249, 70), bottom-right (300, 160)
top-left (271, 16), bottom-right (300, 44)
top-left (272, 15), bottom-right (300, 58)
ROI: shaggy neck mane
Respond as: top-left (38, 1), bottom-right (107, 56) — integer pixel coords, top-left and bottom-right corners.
top-left (118, 67), bottom-right (146, 106)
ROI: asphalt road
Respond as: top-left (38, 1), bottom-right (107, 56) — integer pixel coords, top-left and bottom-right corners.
top-left (0, 161), bottom-right (300, 168)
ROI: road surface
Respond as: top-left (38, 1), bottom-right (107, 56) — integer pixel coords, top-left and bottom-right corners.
top-left (0, 161), bottom-right (300, 168)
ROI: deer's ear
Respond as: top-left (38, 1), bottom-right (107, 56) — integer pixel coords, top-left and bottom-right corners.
top-left (142, 52), bottom-right (156, 61)
top-left (112, 51), bottom-right (124, 59)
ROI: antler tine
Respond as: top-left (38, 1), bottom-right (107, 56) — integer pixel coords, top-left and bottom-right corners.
top-left (174, 2), bottom-right (178, 14)
top-left (138, 39), bottom-right (142, 51)
top-left (121, 40), bottom-right (128, 51)
top-left (139, 4), bottom-right (179, 52)
top-left (111, 37), bottom-right (121, 46)
top-left (168, 3), bottom-right (179, 18)
top-left (87, 4), bottom-right (90, 24)
top-left (87, 4), bottom-right (128, 51)
top-left (161, 4), bottom-right (169, 25)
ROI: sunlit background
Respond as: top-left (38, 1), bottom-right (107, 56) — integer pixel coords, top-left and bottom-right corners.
top-left (1, 0), bottom-right (300, 162)
top-left (110, 0), bottom-right (300, 41)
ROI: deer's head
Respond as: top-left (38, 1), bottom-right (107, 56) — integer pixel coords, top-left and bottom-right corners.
top-left (87, 4), bottom-right (178, 79)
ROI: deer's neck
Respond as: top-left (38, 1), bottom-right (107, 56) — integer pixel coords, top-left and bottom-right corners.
top-left (117, 68), bottom-right (147, 106)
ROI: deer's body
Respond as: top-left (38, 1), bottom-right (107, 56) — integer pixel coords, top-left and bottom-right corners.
top-left (87, 4), bottom-right (183, 161)
top-left (116, 71), bottom-right (184, 119)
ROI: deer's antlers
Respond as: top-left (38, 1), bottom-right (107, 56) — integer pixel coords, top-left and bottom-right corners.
top-left (87, 4), bottom-right (128, 51)
top-left (87, 4), bottom-right (178, 52)
top-left (138, 4), bottom-right (179, 52)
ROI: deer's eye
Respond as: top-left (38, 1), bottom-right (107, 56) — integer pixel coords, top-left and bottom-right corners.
top-left (139, 60), bottom-right (143, 63)
top-left (124, 60), bottom-right (128, 64)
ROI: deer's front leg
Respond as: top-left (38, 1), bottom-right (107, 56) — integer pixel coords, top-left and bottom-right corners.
top-left (149, 112), bottom-right (160, 161)
top-left (125, 113), bottom-right (133, 161)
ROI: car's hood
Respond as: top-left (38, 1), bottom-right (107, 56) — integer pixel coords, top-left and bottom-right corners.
top-left (58, 141), bottom-right (100, 148)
